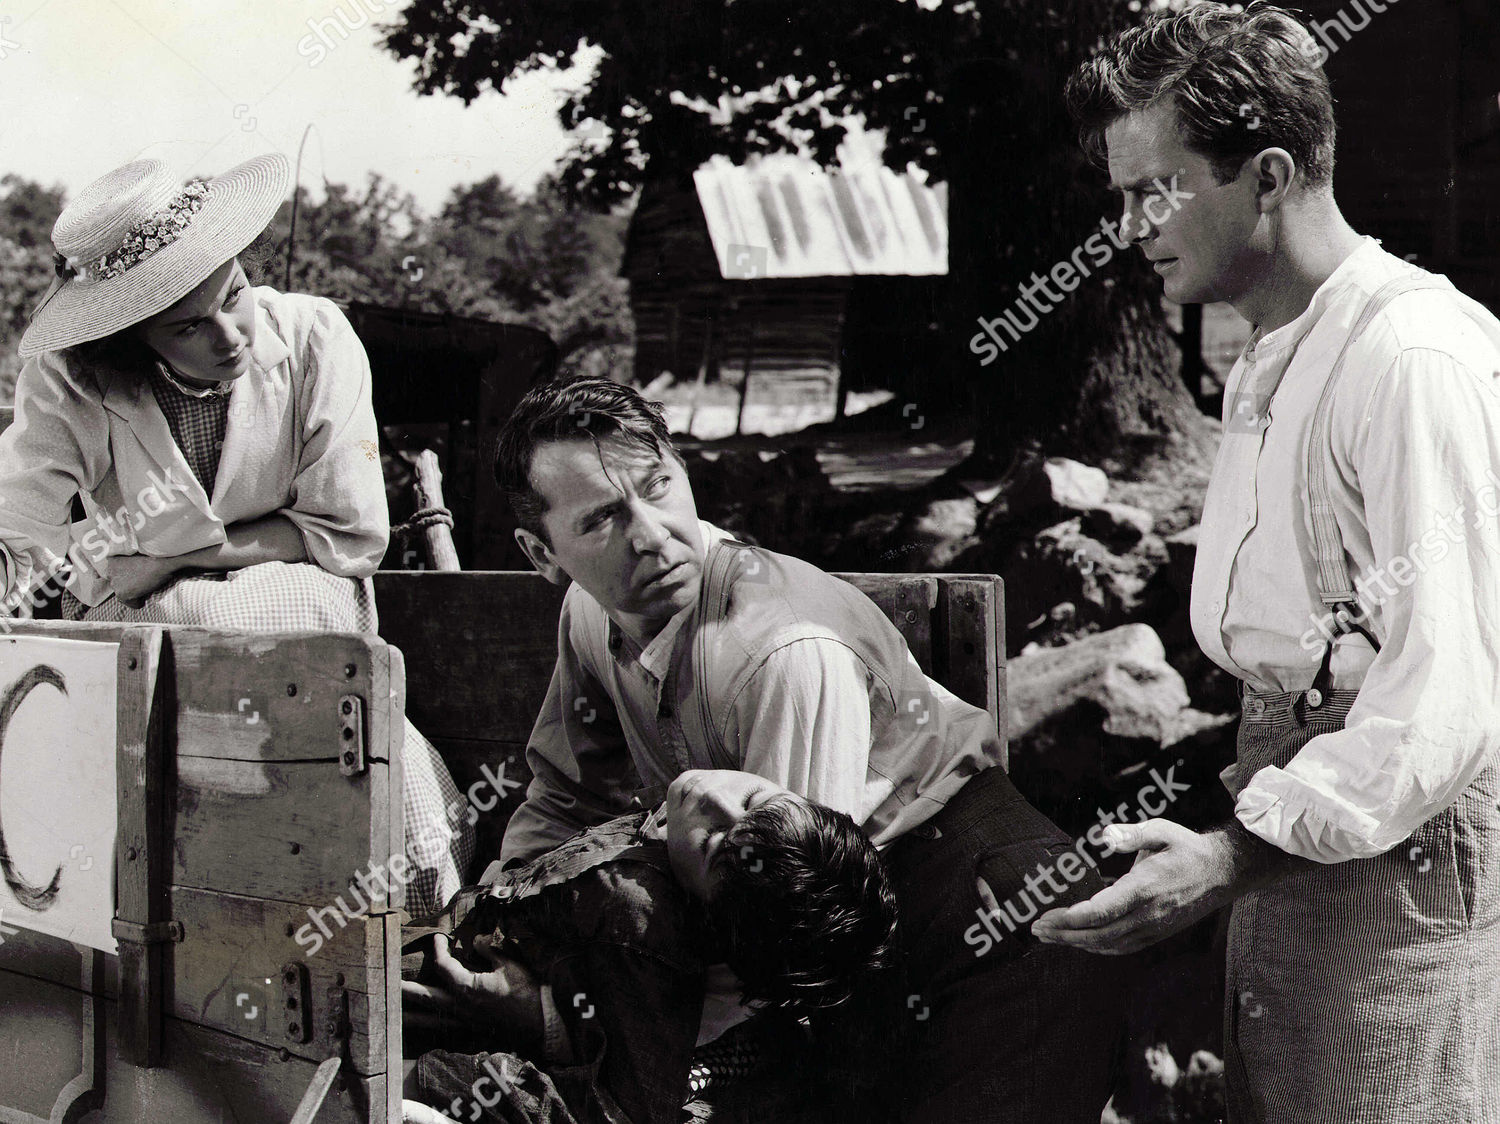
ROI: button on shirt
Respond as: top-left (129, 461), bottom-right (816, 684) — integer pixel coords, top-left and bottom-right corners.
top-left (1191, 238), bottom-right (1500, 863)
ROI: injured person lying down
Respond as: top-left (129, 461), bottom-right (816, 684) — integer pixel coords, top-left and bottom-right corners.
top-left (400, 769), bottom-right (901, 1123)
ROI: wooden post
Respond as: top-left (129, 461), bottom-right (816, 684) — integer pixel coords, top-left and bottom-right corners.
top-left (412, 450), bottom-right (461, 572)
top-left (685, 303), bottom-right (717, 439)
top-left (115, 627), bottom-right (172, 1068)
top-left (733, 313), bottom-right (758, 437)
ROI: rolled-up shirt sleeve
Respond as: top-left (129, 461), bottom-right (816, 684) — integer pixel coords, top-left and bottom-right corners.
top-left (731, 638), bottom-right (872, 820)
top-left (278, 301), bottom-right (388, 577)
top-left (0, 353), bottom-right (108, 603)
top-left (1237, 350), bottom-right (1500, 862)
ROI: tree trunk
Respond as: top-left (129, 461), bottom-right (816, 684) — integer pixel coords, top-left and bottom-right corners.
top-left (936, 44), bottom-right (1215, 481)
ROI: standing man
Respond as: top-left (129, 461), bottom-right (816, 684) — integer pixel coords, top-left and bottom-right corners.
top-left (1041, 5), bottom-right (1500, 1122)
top-left (494, 375), bottom-right (1126, 1122)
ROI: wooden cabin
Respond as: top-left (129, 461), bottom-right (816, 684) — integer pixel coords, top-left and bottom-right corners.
top-left (623, 152), bottom-right (949, 427)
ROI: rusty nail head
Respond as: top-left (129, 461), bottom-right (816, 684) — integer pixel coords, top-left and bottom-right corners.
top-left (344, 663), bottom-right (357, 678)
top-left (126, 656), bottom-right (138, 670)
top-left (287, 683), bottom-right (297, 697)
top-left (125, 846), bottom-right (138, 862)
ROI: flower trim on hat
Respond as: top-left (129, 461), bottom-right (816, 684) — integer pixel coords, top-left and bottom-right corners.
top-left (74, 179), bottom-right (212, 283)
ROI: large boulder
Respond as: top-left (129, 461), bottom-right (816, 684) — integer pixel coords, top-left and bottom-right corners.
top-left (1005, 624), bottom-right (1232, 830)
top-left (1009, 623), bottom-right (1207, 746)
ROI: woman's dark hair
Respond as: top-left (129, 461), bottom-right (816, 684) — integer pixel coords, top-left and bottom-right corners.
top-left (1065, 1), bottom-right (1336, 187)
top-left (707, 795), bottom-right (900, 1014)
top-left (494, 375), bottom-right (677, 545)
top-left (66, 240), bottom-right (273, 373)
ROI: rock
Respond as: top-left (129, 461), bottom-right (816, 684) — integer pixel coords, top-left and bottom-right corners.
top-left (975, 517), bottom-right (1165, 651)
top-left (1082, 502), bottom-right (1156, 551)
top-left (1008, 623), bottom-right (1195, 746)
top-left (902, 495), bottom-right (981, 570)
top-left (1163, 524), bottom-right (1199, 594)
top-left (1041, 457), bottom-right (1109, 511)
top-left (983, 454), bottom-right (1111, 526)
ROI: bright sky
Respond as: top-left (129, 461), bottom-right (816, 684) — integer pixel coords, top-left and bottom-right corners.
top-left (0, 0), bottom-right (595, 216)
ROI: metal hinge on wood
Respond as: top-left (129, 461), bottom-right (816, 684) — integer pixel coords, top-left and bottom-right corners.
top-left (111, 918), bottom-right (184, 945)
top-left (280, 961), bottom-right (313, 1044)
top-left (325, 982), bottom-right (350, 1040)
top-left (338, 694), bottom-right (366, 776)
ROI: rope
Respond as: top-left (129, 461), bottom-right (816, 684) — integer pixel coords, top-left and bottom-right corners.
top-left (392, 505), bottom-right (454, 542)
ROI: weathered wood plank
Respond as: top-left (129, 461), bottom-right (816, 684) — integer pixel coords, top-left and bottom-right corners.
top-left (0, 972), bottom-right (389, 1122)
top-left (115, 626), bottom-right (168, 1068)
top-left (170, 886), bottom-right (396, 1077)
top-left (172, 756), bottom-right (396, 904)
top-left (935, 577), bottom-right (1008, 768)
top-left (838, 574), bottom-right (936, 673)
top-left (426, 736), bottom-right (531, 874)
top-left (374, 572), bottom-right (567, 743)
top-left (169, 632), bottom-right (392, 764)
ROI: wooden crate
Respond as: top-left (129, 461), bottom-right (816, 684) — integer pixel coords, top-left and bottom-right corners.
top-left (0, 622), bottom-right (403, 1123)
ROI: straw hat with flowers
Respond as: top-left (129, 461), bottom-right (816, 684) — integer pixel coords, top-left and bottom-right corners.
top-left (19, 153), bottom-right (289, 358)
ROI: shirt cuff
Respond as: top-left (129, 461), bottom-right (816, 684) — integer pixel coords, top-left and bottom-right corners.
top-left (538, 984), bottom-right (573, 1064)
top-left (1234, 764), bottom-right (1389, 864)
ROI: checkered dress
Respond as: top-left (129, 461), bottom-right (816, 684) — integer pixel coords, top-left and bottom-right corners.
top-left (60, 368), bottom-right (472, 917)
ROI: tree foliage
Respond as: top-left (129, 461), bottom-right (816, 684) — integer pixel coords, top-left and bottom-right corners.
top-left (384, 0), bottom-right (1209, 469)
top-left (0, 170), bottom-right (634, 400)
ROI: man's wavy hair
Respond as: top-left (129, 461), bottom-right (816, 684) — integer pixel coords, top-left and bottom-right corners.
top-left (495, 375), bottom-right (678, 545)
top-left (1065, 2), bottom-right (1336, 188)
top-left (708, 796), bottom-right (900, 1014)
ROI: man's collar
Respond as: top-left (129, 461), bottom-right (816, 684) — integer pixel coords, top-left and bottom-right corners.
top-left (1246, 236), bottom-right (1383, 358)
top-left (606, 595), bottom-right (696, 679)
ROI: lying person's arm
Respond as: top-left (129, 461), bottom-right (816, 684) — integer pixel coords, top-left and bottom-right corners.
top-left (405, 862), bottom-right (706, 1124)
top-left (403, 934), bottom-right (547, 1058)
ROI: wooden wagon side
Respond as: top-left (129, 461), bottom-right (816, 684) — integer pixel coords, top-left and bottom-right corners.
top-left (372, 570), bottom-right (1008, 869)
top-left (0, 622), bottom-right (404, 1123)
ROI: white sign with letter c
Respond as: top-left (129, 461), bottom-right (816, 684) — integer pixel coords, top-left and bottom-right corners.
top-left (0, 636), bottom-right (119, 953)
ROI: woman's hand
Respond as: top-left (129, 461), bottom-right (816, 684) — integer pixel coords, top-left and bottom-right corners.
top-left (107, 554), bottom-right (180, 609)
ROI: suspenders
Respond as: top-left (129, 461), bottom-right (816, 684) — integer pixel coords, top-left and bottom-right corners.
top-left (1300, 274), bottom-right (1455, 687)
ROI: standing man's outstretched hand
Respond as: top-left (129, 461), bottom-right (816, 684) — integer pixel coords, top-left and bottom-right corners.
top-left (1032, 819), bottom-right (1306, 955)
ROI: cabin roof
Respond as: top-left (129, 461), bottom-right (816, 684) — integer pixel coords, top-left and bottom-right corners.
top-left (691, 153), bottom-right (948, 280)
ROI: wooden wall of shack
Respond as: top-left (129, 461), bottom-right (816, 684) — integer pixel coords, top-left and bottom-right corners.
top-left (624, 176), bottom-right (946, 412)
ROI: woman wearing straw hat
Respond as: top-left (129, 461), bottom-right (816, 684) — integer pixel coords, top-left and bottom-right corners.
top-left (1, 152), bottom-right (473, 917)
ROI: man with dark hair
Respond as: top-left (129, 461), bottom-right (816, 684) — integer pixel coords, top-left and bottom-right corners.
top-left (492, 375), bottom-right (1127, 1122)
top-left (1042, 4), bottom-right (1500, 1121)
top-left (403, 769), bottom-right (898, 1123)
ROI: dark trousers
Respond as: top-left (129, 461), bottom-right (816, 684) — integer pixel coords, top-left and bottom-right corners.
top-left (873, 766), bottom-right (1129, 1123)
